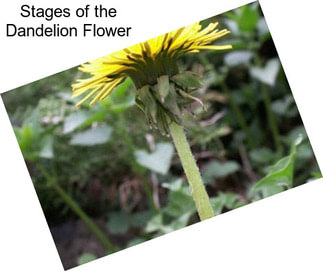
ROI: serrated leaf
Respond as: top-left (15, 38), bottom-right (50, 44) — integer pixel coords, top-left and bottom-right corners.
top-left (134, 143), bottom-right (174, 175)
top-left (69, 125), bottom-right (112, 146)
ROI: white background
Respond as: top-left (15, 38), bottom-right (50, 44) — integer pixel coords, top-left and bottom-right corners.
top-left (0, 0), bottom-right (322, 270)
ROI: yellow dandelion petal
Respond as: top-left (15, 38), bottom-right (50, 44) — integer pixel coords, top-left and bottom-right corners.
top-left (72, 21), bottom-right (231, 106)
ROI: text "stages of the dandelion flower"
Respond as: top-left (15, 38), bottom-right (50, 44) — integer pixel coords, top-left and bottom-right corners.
top-left (6, 4), bottom-right (132, 37)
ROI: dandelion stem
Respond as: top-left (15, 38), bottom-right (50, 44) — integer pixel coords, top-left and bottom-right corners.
top-left (261, 84), bottom-right (282, 152)
top-left (168, 121), bottom-right (214, 220)
top-left (37, 165), bottom-right (116, 253)
top-left (221, 82), bottom-right (255, 148)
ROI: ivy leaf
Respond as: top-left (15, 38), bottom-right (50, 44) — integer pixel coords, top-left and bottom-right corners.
top-left (145, 214), bottom-right (163, 233)
top-left (210, 193), bottom-right (241, 215)
top-left (271, 95), bottom-right (297, 117)
top-left (163, 189), bottom-right (195, 218)
top-left (250, 58), bottom-right (280, 86)
top-left (63, 111), bottom-right (90, 134)
top-left (134, 143), bottom-right (174, 175)
top-left (224, 51), bottom-right (253, 67)
top-left (69, 125), bottom-right (112, 146)
top-left (202, 161), bottom-right (240, 184)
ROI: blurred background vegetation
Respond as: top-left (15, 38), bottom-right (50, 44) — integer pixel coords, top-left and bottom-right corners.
top-left (2, 2), bottom-right (321, 269)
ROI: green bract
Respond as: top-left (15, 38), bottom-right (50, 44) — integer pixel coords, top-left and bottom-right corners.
top-left (135, 71), bottom-right (203, 135)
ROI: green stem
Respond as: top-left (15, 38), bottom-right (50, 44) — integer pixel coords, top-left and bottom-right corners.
top-left (38, 166), bottom-right (116, 252)
top-left (261, 84), bottom-right (282, 152)
top-left (168, 122), bottom-right (214, 220)
top-left (141, 176), bottom-right (158, 213)
top-left (221, 82), bottom-right (255, 148)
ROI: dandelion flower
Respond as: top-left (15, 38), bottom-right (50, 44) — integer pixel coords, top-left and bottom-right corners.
top-left (72, 21), bottom-right (232, 221)
top-left (72, 21), bottom-right (231, 133)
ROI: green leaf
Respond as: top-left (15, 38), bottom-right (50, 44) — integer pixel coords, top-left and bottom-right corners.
top-left (283, 126), bottom-right (308, 146)
top-left (297, 143), bottom-right (313, 160)
top-left (130, 211), bottom-right (153, 228)
top-left (249, 148), bottom-right (276, 164)
top-left (163, 189), bottom-right (195, 218)
top-left (77, 253), bottom-right (97, 265)
top-left (210, 192), bottom-right (240, 215)
top-left (110, 78), bottom-right (133, 98)
top-left (271, 95), bottom-right (296, 116)
top-left (257, 17), bottom-right (270, 37)
top-left (108, 99), bottom-right (135, 114)
top-left (237, 5), bottom-right (259, 32)
top-left (250, 58), bottom-right (280, 86)
top-left (167, 212), bottom-right (192, 231)
top-left (223, 19), bottom-right (239, 35)
top-left (161, 179), bottom-right (183, 191)
top-left (224, 51), bottom-right (253, 67)
top-left (63, 111), bottom-right (90, 134)
top-left (14, 125), bottom-right (34, 153)
top-left (69, 125), bottom-right (112, 146)
top-left (107, 211), bottom-right (130, 234)
top-left (145, 214), bottom-right (163, 233)
top-left (39, 135), bottom-right (54, 159)
top-left (202, 161), bottom-right (240, 184)
top-left (134, 142), bottom-right (174, 175)
top-left (251, 136), bottom-right (303, 198)
top-left (126, 238), bottom-right (146, 248)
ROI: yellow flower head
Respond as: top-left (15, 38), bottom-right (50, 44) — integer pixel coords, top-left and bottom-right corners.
top-left (72, 21), bottom-right (231, 107)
